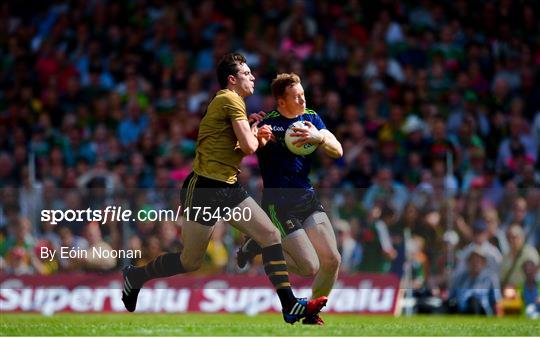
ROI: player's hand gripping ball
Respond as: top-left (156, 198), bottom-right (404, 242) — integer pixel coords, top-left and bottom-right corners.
top-left (285, 121), bottom-right (318, 156)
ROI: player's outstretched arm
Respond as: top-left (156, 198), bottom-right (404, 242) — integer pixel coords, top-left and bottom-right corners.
top-left (232, 119), bottom-right (259, 155)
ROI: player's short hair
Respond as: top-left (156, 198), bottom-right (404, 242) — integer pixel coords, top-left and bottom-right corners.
top-left (271, 73), bottom-right (301, 99)
top-left (216, 52), bottom-right (247, 89)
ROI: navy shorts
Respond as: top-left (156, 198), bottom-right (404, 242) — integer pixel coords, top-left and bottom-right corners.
top-left (261, 191), bottom-right (324, 237)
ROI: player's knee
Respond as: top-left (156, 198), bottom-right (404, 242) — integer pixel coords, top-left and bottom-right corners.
top-left (320, 251), bottom-right (341, 272)
top-left (254, 227), bottom-right (281, 247)
top-left (299, 259), bottom-right (320, 277)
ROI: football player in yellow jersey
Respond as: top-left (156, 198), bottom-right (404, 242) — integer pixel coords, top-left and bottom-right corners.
top-left (121, 53), bottom-right (327, 324)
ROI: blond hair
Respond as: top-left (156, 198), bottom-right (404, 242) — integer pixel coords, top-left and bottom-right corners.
top-left (271, 73), bottom-right (301, 99)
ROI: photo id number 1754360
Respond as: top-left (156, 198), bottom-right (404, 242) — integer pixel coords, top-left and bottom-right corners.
top-left (183, 206), bottom-right (252, 222)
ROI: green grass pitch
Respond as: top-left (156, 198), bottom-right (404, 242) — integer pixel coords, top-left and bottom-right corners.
top-left (1, 313), bottom-right (538, 336)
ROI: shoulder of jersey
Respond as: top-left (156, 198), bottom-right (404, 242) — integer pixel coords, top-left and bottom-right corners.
top-left (217, 89), bottom-right (241, 100)
top-left (263, 110), bottom-right (281, 120)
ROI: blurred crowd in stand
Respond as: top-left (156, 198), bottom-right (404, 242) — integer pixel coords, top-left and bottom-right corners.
top-left (0, 0), bottom-right (539, 316)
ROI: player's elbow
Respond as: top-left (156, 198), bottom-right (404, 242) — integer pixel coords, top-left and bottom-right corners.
top-left (239, 140), bottom-right (259, 155)
top-left (333, 146), bottom-right (344, 158)
top-left (327, 145), bottom-right (343, 159)
top-left (241, 143), bottom-right (258, 155)
top-left (322, 137), bottom-right (343, 158)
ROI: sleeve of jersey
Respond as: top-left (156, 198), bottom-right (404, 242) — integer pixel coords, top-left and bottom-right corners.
top-left (312, 112), bottom-right (327, 130)
top-left (224, 94), bottom-right (248, 122)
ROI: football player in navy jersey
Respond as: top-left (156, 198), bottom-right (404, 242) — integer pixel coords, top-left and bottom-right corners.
top-left (238, 73), bottom-right (343, 325)
top-left (121, 56), bottom-right (328, 325)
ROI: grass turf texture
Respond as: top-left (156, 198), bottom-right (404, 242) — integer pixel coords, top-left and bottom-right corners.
top-left (1, 313), bottom-right (538, 336)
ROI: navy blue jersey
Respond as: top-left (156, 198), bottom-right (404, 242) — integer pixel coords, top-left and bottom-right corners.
top-left (257, 109), bottom-right (326, 199)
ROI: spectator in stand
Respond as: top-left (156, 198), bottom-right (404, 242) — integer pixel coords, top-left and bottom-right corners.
top-left (33, 239), bottom-right (59, 275)
top-left (340, 121), bottom-right (375, 166)
top-left (402, 115), bottom-right (429, 162)
top-left (38, 220), bottom-right (60, 250)
top-left (497, 116), bottom-right (537, 174)
top-left (186, 74), bottom-right (209, 114)
top-left (3, 247), bottom-right (33, 275)
top-left (118, 101), bottom-right (150, 148)
top-left (516, 163), bottom-right (540, 190)
top-left (522, 259), bottom-right (540, 319)
top-left (336, 189), bottom-right (365, 228)
top-left (407, 235), bottom-right (429, 289)
top-left (334, 219), bottom-right (362, 273)
top-left (358, 204), bottom-right (397, 273)
top-left (449, 246), bottom-right (503, 316)
top-left (156, 221), bottom-right (183, 253)
top-left (455, 220), bottom-right (503, 276)
top-left (363, 167), bottom-right (409, 217)
top-left (482, 208), bottom-right (506, 255)
top-left (500, 225), bottom-right (540, 288)
top-left (56, 225), bottom-right (88, 271)
top-left (280, 19), bottom-right (314, 61)
top-left (501, 197), bottom-right (537, 247)
top-left (374, 136), bottom-right (405, 180)
top-left (139, 235), bottom-right (163, 266)
top-left (83, 222), bottom-right (117, 271)
top-left (426, 117), bottom-right (457, 166)
top-left (345, 147), bottom-right (376, 189)
top-left (278, 1), bottom-right (317, 41)
top-left (0, 217), bottom-right (50, 275)
top-left (449, 115), bottom-right (485, 175)
top-left (364, 42), bottom-right (405, 84)
top-left (0, 217), bottom-right (36, 258)
top-left (127, 235), bottom-right (144, 267)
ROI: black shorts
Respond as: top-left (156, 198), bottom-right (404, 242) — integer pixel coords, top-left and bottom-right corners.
top-left (180, 172), bottom-right (249, 226)
top-left (261, 191), bottom-right (324, 237)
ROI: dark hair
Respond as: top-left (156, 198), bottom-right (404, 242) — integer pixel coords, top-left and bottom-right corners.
top-left (216, 52), bottom-right (246, 89)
